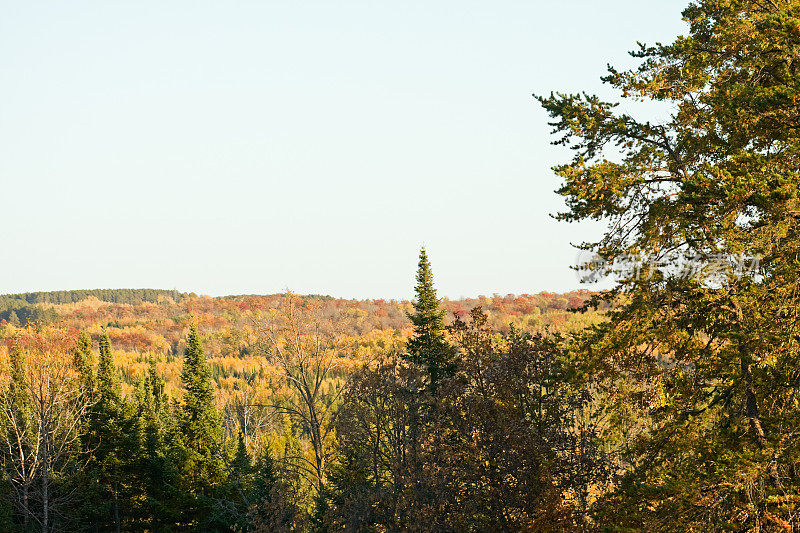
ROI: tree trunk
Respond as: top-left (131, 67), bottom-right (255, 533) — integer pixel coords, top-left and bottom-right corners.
top-left (41, 402), bottom-right (49, 533)
top-left (41, 450), bottom-right (48, 533)
top-left (23, 483), bottom-right (29, 530)
top-left (114, 481), bottom-right (121, 533)
top-left (741, 355), bottom-right (767, 449)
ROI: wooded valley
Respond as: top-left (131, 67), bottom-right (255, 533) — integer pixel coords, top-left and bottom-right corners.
top-left (5, 0), bottom-right (800, 530)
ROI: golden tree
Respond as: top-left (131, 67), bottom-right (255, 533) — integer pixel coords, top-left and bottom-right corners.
top-left (0, 327), bottom-right (90, 532)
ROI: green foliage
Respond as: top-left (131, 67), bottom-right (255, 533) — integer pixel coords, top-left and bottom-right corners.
top-left (0, 300), bottom-right (57, 326)
top-left (7, 341), bottom-right (29, 415)
top-left (83, 327), bottom-right (134, 531)
top-left (176, 323), bottom-right (227, 530)
top-left (405, 248), bottom-right (456, 386)
top-left (538, 0), bottom-right (800, 528)
top-left (2, 340), bottom-right (35, 533)
top-left (0, 288), bottom-right (185, 306)
top-left (72, 331), bottom-right (95, 398)
top-left (96, 327), bottom-right (120, 406)
top-left (129, 358), bottom-right (182, 530)
top-left (245, 445), bottom-right (300, 533)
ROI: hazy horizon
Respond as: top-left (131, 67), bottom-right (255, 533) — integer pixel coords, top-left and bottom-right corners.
top-left (0, 285), bottom-right (594, 301)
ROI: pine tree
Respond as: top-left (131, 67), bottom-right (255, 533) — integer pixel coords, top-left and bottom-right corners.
top-left (71, 331), bottom-right (99, 528)
top-left (146, 357), bottom-right (166, 415)
top-left (231, 433), bottom-right (252, 483)
top-left (130, 357), bottom-right (179, 530)
top-left (87, 327), bottom-right (130, 532)
top-left (224, 432), bottom-right (253, 528)
top-left (246, 445), bottom-right (297, 532)
top-left (406, 248), bottom-right (456, 386)
top-left (97, 327), bottom-right (120, 405)
top-left (250, 445), bottom-right (279, 508)
top-left (178, 323), bottom-right (226, 530)
top-left (72, 331), bottom-right (95, 401)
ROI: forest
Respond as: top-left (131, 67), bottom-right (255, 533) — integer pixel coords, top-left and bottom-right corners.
top-left (0, 264), bottom-right (601, 532)
top-left (4, 0), bottom-right (800, 530)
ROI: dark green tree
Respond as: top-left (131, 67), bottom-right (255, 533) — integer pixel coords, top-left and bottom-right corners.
top-left (96, 328), bottom-right (119, 405)
top-left (129, 357), bottom-right (180, 531)
top-left (177, 323), bottom-right (226, 530)
top-left (245, 445), bottom-right (298, 533)
top-left (220, 432), bottom-right (254, 529)
top-left (405, 248), bottom-right (456, 386)
top-left (85, 327), bottom-right (132, 532)
top-left (231, 434), bottom-right (250, 477)
top-left (72, 331), bottom-right (95, 401)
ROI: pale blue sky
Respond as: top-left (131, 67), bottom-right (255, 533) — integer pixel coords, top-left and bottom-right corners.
top-left (1, 1), bottom-right (686, 299)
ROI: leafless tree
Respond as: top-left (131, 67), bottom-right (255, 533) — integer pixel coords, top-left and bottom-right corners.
top-left (0, 330), bottom-right (90, 532)
top-left (251, 294), bottom-right (349, 495)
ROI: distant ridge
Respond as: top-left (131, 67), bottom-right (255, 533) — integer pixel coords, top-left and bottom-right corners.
top-left (0, 288), bottom-right (187, 306)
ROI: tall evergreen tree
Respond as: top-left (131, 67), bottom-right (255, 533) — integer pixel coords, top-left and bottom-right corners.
top-left (129, 357), bottom-right (180, 530)
top-left (72, 331), bottom-right (95, 402)
top-left (70, 331), bottom-right (99, 530)
top-left (224, 432), bottom-right (253, 529)
top-left (96, 327), bottom-right (119, 405)
top-left (250, 446), bottom-right (278, 508)
top-left (246, 445), bottom-right (298, 533)
top-left (87, 327), bottom-right (130, 533)
top-left (406, 248), bottom-right (456, 386)
top-left (146, 357), bottom-right (166, 416)
top-left (178, 323), bottom-right (226, 530)
top-left (230, 433), bottom-right (252, 486)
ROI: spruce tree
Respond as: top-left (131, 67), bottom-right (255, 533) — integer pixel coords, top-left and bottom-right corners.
top-left (178, 323), bottom-right (226, 530)
top-left (71, 331), bottom-right (98, 527)
top-left (147, 357), bottom-right (166, 415)
top-left (246, 445), bottom-right (297, 532)
top-left (406, 248), bottom-right (456, 386)
top-left (225, 432), bottom-right (253, 528)
top-left (96, 327), bottom-right (120, 405)
top-left (231, 433), bottom-right (252, 483)
top-left (250, 445), bottom-right (279, 507)
top-left (87, 327), bottom-right (130, 532)
top-left (72, 331), bottom-right (95, 401)
top-left (131, 357), bottom-right (179, 529)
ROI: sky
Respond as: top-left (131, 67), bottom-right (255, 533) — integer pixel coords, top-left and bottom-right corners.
top-left (1, 1), bottom-right (688, 300)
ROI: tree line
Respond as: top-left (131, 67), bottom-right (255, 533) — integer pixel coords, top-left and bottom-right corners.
top-left (0, 290), bottom-right (187, 307)
top-left (0, 290), bottom-right (187, 328)
top-left (0, 250), bottom-right (605, 531)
